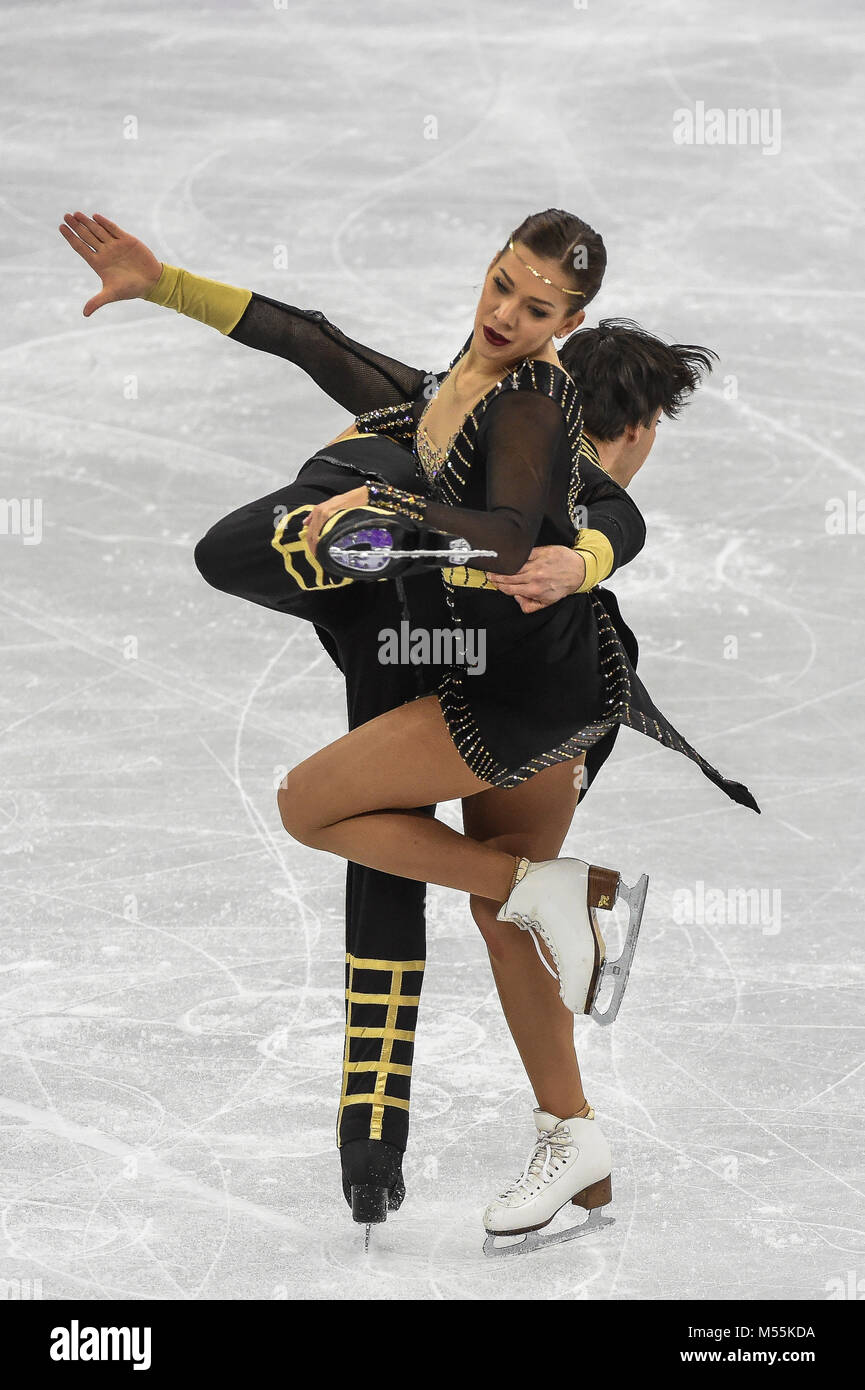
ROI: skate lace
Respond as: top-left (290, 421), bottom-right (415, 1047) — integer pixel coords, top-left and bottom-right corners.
top-left (513, 914), bottom-right (560, 983)
top-left (501, 1126), bottom-right (574, 1200)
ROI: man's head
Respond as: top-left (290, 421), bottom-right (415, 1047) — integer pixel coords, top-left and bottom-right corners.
top-left (559, 319), bottom-right (717, 486)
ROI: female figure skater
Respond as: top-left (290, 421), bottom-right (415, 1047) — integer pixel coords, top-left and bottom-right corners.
top-left (61, 208), bottom-right (758, 1254)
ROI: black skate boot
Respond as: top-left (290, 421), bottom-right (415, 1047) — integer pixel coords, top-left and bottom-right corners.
top-left (340, 1138), bottom-right (406, 1228)
top-left (315, 505), bottom-right (496, 582)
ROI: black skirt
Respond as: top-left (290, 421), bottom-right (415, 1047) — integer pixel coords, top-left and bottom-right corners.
top-left (312, 437), bottom-right (759, 812)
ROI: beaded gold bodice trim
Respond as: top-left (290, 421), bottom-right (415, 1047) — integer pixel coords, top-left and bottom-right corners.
top-left (415, 377), bottom-right (506, 486)
top-left (414, 401), bottom-right (454, 485)
top-left (355, 345), bottom-right (586, 529)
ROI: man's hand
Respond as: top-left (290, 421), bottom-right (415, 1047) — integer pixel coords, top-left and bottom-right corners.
top-left (58, 212), bottom-right (164, 317)
top-left (488, 546), bottom-right (587, 612)
top-left (303, 486), bottom-right (370, 556)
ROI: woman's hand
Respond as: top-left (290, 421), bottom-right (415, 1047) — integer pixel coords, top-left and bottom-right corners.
top-left (58, 212), bottom-right (164, 317)
top-left (302, 486), bottom-right (370, 557)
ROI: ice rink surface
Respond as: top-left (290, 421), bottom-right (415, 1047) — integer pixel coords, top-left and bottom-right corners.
top-left (1, 0), bottom-right (863, 1301)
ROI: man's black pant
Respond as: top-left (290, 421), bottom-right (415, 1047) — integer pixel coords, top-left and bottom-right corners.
top-left (193, 451), bottom-right (441, 1152)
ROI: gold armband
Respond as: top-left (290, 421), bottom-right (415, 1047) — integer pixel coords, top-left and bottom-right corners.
top-left (572, 528), bottom-right (614, 592)
top-left (144, 264), bottom-right (252, 334)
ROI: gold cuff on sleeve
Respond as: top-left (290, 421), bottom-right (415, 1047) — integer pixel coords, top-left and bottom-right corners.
top-left (572, 527), bottom-right (615, 592)
top-left (144, 264), bottom-right (252, 334)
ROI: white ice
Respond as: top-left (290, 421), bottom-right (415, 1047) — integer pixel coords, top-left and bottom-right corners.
top-left (0, 0), bottom-right (863, 1301)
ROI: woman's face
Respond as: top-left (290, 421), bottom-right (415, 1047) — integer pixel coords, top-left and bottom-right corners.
top-left (472, 241), bottom-right (586, 366)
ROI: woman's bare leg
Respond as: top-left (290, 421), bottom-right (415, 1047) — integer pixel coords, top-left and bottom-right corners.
top-left (277, 694), bottom-right (522, 902)
top-left (462, 757), bottom-right (588, 1118)
top-left (279, 694), bottom-right (594, 1114)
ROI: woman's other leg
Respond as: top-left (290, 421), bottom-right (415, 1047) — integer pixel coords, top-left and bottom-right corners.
top-left (462, 757), bottom-right (587, 1119)
top-left (276, 694), bottom-right (517, 900)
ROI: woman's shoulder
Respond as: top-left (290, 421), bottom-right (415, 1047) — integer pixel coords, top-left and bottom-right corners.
top-left (478, 356), bottom-right (581, 436)
top-left (506, 355), bottom-right (577, 401)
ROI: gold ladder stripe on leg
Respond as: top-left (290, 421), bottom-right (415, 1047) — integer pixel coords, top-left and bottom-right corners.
top-left (371, 964), bottom-right (402, 1141)
top-left (338, 953), bottom-right (357, 1121)
top-left (345, 1026), bottom-right (415, 1041)
top-left (343, 1061), bottom-right (413, 1076)
top-left (345, 955), bottom-right (425, 972)
top-left (346, 991), bottom-right (421, 1005)
top-left (338, 954), bottom-right (423, 1146)
top-left (342, 1094), bottom-right (410, 1112)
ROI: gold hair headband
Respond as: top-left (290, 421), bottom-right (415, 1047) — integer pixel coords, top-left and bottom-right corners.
top-left (508, 236), bottom-right (586, 298)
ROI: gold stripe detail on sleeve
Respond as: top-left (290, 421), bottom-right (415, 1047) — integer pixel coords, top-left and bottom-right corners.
top-left (441, 564), bottom-right (497, 589)
top-left (573, 527), bottom-right (615, 592)
top-left (144, 264), bottom-right (252, 334)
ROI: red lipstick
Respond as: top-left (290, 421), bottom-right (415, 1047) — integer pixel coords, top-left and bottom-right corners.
top-left (483, 325), bottom-right (510, 346)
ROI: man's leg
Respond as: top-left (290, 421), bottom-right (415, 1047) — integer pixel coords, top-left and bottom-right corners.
top-left (193, 459), bottom-right (368, 632)
top-left (334, 581), bottom-right (438, 1154)
top-left (193, 461), bottom-right (435, 1160)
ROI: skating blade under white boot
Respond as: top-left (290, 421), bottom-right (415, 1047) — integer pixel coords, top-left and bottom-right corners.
top-left (483, 1205), bottom-right (614, 1258)
top-left (482, 1111), bottom-right (614, 1258)
top-left (590, 872), bottom-right (649, 1025)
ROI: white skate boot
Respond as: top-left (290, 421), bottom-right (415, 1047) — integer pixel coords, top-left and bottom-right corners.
top-left (496, 857), bottom-right (649, 1022)
top-left (483, 1108), bottom-right (614, 1258)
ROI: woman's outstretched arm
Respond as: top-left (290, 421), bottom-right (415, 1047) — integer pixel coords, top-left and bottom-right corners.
top-left (59, 211), bottom-right (428, 412)
top-left (225, 289), bottom-right (428, 414)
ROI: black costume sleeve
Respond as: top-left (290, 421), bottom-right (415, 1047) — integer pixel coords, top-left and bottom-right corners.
top-left (580, 473), bottom-right (647, 578)
top-left (228, 293), bottom-right (429, 414)
top-left (367, 390), bottom-right (566, 574)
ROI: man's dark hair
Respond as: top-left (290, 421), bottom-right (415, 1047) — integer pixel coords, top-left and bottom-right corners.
top-left (559, 318), bottom-right (717, 441)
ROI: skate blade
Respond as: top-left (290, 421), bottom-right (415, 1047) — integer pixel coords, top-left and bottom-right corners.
top-left (590, 873), bottom-right (649, 1026)
top-left (363, 1223), bottom-right (371, 1255)
top-left (335, 545), bottom-right (497, 560)
top-left (483, 1206), bottom-right (614, 1259)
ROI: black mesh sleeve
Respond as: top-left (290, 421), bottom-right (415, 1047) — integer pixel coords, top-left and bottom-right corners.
top-left (228, 292), bottom-right (428, 413)
top-left (370, 391), bottom-right (566, 574)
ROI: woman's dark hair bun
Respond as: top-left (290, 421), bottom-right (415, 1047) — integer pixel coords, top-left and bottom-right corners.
top-left (506, 208), bottom-right (607, 307)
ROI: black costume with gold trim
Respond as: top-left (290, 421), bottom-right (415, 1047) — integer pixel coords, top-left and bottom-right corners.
top-left (151, 269), bottom-right (758, 1160)
top-left (353, 334), bottom-right (759, 809)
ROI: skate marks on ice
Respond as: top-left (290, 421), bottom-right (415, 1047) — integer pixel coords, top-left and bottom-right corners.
top-left (0, 1092), bottom-right (311, 1300)
top-left (3, 0), bottom-right (864, 1303)
top-left (318, 1197), bottom-right (618, 1300)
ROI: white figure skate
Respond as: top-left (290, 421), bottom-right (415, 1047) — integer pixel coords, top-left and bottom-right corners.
top-left (483, 1109), bottom-right (614, 1258)
top-left (496, 857), bottom-right (648, 1022)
